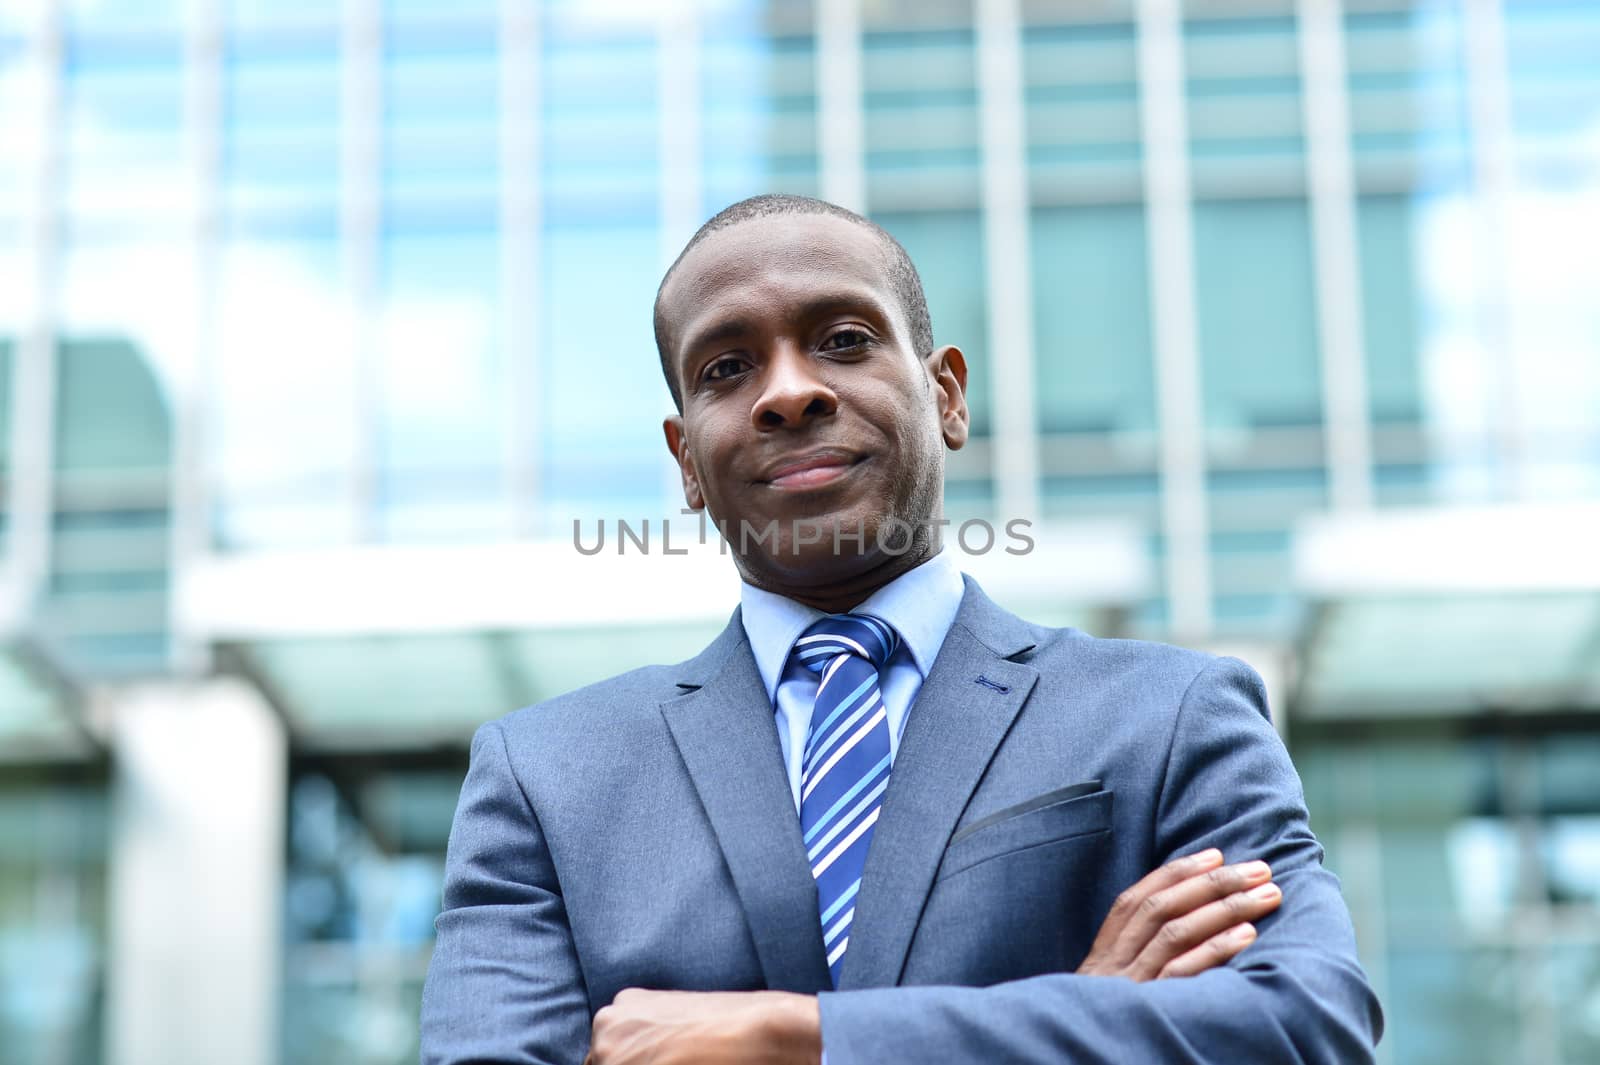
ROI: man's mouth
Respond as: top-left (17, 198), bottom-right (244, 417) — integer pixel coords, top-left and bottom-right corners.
top-left (759, 449), bottom-right (865, 490)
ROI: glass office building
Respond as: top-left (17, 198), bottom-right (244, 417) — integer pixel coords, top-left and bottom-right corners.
top-left (0, 0), bottom-right (1597, 1062)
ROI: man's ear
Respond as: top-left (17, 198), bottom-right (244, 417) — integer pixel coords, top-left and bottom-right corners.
top-left (927, 345), bottom-right (970, 451)
top-left (662, 415), bottom-right (706, 510)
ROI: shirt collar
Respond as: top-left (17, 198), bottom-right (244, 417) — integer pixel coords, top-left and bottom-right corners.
top-left (739, 547), bottom-right (966, 703)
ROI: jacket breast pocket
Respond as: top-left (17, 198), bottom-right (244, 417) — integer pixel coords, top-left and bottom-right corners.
top-left (935, 784), bottom-right (1113, 883)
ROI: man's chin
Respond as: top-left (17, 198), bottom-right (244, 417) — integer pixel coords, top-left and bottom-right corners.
top-left (728, 520), bottom-right (879, 581)
top-left (753, 545), bottom-right (874, 582)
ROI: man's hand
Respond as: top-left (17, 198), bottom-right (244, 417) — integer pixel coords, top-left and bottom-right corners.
top-left (585, 988), bottom-right (821, 1065)
top-left (1076, 848), bottom-right (1282, 981)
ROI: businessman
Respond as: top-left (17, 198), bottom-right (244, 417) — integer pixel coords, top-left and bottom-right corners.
top-left (420, 195), bottom-right (1383, 1064)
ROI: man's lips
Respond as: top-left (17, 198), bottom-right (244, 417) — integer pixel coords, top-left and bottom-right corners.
top-left (758, 450), bottom-right (865, 489)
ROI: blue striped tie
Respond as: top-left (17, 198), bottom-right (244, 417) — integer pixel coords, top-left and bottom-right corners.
top-left (791, 612), bottom-right (898, 986)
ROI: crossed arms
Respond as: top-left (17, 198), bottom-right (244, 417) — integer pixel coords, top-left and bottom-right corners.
top-left (585, 850), bottom-right (1288, 1064)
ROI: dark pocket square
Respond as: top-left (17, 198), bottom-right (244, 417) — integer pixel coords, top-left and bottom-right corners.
top-left (936, 783), bottom-right (1114, 882)
top-left (948, 780), bottom-right (1104, 845)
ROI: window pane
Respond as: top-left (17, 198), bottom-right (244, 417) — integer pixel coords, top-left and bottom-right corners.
top-left (377, 227), bottom-right (505, 541)
top-left (1356, 194), bottom-right (1426, 426)
top-left (700, 13), bottom-right (819, 211)
top-left (213, 229), bottom-right (357, 548)
top-left (863, 21), bottom-right (980, 210)
top-left (1344, 2), bottom-right (1472, 189)
top-left (223, 31), bottom-right (341, 223)
top-left (1539, 734), bottom-right (1600, 815)
top-left (384, 0), bottom-right (497, 22)
top-left (383, 24), bottom-right (498, 217)
top-left (1184, 11), bottom-right (1305, 197)
top-left (0, 782), bottom-right (108, 1065)
top-left (62, 33), bottom-right (184, 222)
top-left (1501, 1), bottom-right (1600, 501)
top-left (65, 0), bottom-right (181, 31)
top-left (1552, 942), bottom-right (1600, 1065)
top-left (0, 239), bottom-right (22, 331)
top-left (1031, 204), bottom-right (1154, 435)
top-left (1023, 18), bottom-right (1141, 204)
top-left (541, 19), bottom-right (658, 222)
top-left (1384, 945), bottom-right (1523, 1065)
top-left (52, 235), bottom-right (177, 674)
top-left (1506, 0), bottom-right (1600, 163)
top-left (538, 14), bottom-right (666, 530)
top-left (1292, 734), bottom-right (1600, 1065)
top-left (0, 36), bottom-right (29, 218)
top-left (1193, 198), bottom-right (1321, 431)
top-left (1543, 816), bottom-right (1600, 907)
top-left (227, 0), bottom-right (340, 30)
top-left (54, 337), bottom-right (170, 475)
top-left (281, 769), bottom-right (456, 1065)
top-left (540, 222), bottom-right (671, 530)
top-left (48, 338), bottom-right (175, 674)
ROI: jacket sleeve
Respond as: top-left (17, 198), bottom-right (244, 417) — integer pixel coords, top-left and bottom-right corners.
top-left (420, 719), bottom-right (592, 1065)
top-left (817, 656), bottom-right (1384, 1064)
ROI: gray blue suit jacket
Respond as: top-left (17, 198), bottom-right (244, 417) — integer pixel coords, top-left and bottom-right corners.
top-left (420, 576), bottom-right (1383, 1063)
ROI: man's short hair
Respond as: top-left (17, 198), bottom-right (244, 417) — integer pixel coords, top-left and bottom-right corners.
top-left (652, 194), bottom-right (935, 411)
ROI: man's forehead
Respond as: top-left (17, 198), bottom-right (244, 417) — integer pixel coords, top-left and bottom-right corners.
top-left (661, 213), bottom-right (894, 325)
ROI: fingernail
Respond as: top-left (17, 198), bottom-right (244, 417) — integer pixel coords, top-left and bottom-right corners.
top-left (1242, 861), bottom-right (1271, 881)
top-left (1195, 848), bottom-right (1223, 866)
top-left (1249, 883), bottom-right (1280, 901)
top-left (1234, 923), bottom-right (1257, 943)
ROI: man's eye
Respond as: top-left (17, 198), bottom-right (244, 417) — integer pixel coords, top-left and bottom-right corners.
top-left (703, 356), bottom-right (747, 381)
top-left (821, 330), bottom-right (871, 352)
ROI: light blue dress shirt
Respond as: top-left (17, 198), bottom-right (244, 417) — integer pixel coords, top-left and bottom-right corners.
top-left (739, 548), bottom-right (967, 812)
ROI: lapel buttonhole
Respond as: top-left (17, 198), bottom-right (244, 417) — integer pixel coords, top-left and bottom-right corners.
top-left (974, 674), bottom-right (1011, 694)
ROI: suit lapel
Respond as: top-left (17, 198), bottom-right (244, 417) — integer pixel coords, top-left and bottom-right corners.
top-left (839, 578), bottom-right (1040, 990)
top-left (658, 611), bottom-right (832, 993)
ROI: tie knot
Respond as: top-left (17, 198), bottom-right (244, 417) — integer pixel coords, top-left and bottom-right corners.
top-left (792, 613), bottom-right (898, 673)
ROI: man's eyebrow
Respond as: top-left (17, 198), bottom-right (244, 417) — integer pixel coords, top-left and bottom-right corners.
top-left (680, 291), bottom-right (891, 358)
top-left (681, 317), bottom-right (754, 359)
top-left (793, 287), bottom-right (896, 321)
top-left (796, 292), bottom-right (892, 325)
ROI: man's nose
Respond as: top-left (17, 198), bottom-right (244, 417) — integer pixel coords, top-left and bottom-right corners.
top-left (751, 345), bottom-right (837, 429)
